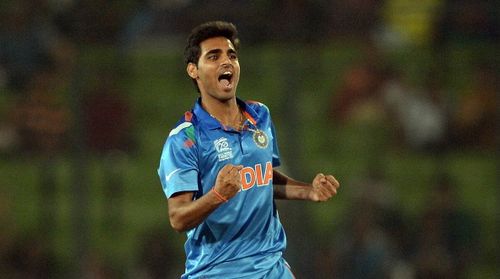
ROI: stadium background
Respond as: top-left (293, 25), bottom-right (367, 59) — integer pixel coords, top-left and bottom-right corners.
top-left (0, 0), bottom-right (498, 278)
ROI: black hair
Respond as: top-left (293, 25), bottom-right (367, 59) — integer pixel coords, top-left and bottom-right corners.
top-left (184, 21), bottom-right (240, 65)
top-left (184, 21), bottom-right (240, 92)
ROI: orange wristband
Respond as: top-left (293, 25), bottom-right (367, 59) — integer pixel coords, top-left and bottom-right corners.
top-left (211, 187), bottom-right (228, 203)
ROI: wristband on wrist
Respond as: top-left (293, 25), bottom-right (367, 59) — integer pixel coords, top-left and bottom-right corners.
top-left (211, 187), bottom-right (228, 203)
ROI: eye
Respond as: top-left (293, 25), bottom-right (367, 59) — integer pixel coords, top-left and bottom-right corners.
top-left (207, 54), bottom-right (218, 61)
top-left (229, 53), bottom-right (238, 60)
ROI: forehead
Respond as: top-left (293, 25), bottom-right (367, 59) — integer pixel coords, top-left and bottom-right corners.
top-left (200, 36), bottom-right (235, 54)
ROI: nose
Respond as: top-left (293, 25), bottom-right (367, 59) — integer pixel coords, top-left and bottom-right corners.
top-left (220, 54), bottom-right (232, 66)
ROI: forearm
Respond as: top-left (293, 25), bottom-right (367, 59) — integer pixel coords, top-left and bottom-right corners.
top-left (168, 190), bottom-right (226, 232)
top-left (273, 169), bottom-right (312, 200)
top-left (168, 164), bottom-right (243, 232)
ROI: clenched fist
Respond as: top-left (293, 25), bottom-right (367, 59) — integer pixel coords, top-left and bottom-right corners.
top-left (308, 173), bottom-right (340, 202)
top-left (213, 164), bottom-right (243, 201)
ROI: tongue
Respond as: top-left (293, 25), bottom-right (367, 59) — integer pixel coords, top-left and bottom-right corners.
top-left (220, 79), bottom-right (230, 87)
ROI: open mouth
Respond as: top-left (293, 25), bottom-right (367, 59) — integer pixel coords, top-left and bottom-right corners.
top-left (218, 71), bottom-right (233, 87)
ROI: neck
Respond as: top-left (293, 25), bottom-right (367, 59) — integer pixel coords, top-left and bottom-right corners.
top-left (201, 95), bottom-right (239, 118)
top-left (201, 97), bottom-right (240, 125)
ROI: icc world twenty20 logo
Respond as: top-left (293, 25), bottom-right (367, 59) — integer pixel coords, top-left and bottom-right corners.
top-left (214, 137), bottom-right (233, 161)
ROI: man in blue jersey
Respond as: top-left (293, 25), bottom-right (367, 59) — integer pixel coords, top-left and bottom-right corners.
top-left (158, 21), bottom-right (340, 278)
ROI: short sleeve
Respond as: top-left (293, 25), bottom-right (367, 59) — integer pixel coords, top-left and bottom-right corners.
top-left (157, 123), bottom-right (199, 198)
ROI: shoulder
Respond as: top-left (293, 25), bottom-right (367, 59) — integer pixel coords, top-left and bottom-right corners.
top-left (166, 111), bottom-right (198, 147)
top-left (244, 100), bottom-right (271, 115)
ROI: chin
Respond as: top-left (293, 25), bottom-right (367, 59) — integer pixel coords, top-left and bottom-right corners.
top-left (218, 89), bottom-right (237, 99)
top-left (218, 94), bottom-right (236, 102)
top-left (202, 87), bottom-right (237, 103)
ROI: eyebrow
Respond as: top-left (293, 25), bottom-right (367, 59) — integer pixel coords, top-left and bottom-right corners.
top-left (205, 49), bottom-right (222, 56)
top-left (204, 48), bottom-right (237, 56)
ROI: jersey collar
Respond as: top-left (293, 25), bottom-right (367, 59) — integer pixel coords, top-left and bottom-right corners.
top-left (193, 97), bottom-right (260, 130)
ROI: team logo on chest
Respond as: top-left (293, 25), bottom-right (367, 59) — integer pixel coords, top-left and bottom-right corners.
top-left (252, 129), bottom-right (269, 149)
top-left (214, 137), bottom-right (233, 161)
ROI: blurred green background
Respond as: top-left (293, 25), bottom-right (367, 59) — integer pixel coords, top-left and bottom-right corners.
top-left (0, 0), bottom-right (498, 278)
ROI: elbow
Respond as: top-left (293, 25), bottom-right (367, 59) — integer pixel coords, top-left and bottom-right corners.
top-left (169, 211), bottom-right (189, 232)
top-left (170, 220), bottom-right (188, 233)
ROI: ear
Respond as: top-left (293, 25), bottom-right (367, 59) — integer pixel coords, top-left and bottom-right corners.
top-left (187, 63), bottom-right (198, 79)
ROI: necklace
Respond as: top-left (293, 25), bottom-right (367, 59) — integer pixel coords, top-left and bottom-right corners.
top-left (210, 107), bottom-right (245, 131)
top-left (210, 107), bottom-right (268, 148)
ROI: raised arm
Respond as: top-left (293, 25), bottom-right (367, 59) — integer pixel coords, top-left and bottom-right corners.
top-left (272, 169), bottom-right (340, 202)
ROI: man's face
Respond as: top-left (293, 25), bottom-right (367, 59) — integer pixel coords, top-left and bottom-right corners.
top-left (187, 36), bottom-right (240, 102)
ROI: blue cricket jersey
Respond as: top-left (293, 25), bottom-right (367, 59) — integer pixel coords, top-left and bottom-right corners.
top-left (158, 98), bottom-right (287, 278)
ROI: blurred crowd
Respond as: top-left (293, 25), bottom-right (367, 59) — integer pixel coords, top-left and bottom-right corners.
top-left (0, 0), bottom-right (497, 278)
top-left (0, 0), bottom-right (497, 156)
top-left (309, 169), bottom-right (481, 279)
top-left (328, 44), bottom-right (497, 154)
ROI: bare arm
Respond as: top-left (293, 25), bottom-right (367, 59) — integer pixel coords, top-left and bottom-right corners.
top-left (167, 164), bottom-right (242, 232)
top-left (168, 191), bottom-right (225, 232)
top-left (273, 169), bottom-right (340, 201)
